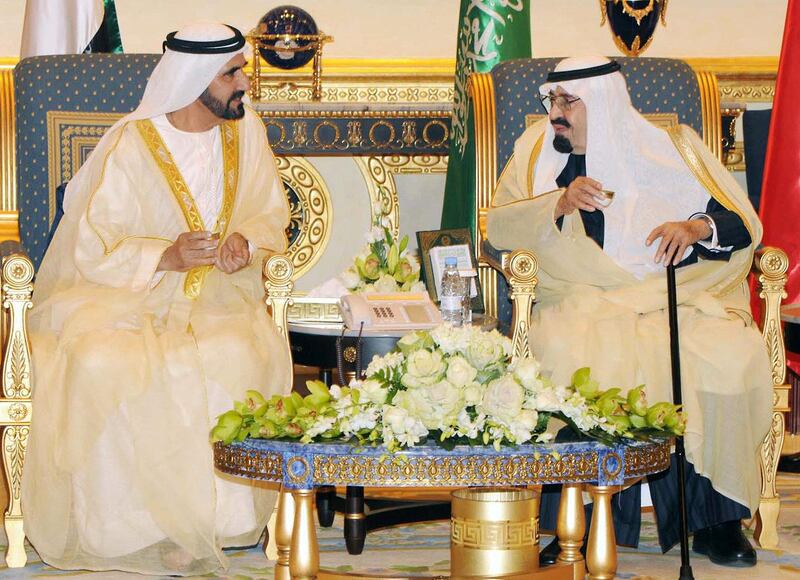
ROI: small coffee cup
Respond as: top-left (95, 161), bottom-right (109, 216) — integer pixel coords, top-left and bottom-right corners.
top-left (596, 190), bottom-right (615, 208)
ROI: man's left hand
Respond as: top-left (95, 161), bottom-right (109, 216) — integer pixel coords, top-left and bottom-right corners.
top-left (216, 232), bottom-right (250, 274)
top-left (646, 219), bottom-right (712, 266)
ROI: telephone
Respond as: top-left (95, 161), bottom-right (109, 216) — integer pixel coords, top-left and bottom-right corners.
top-left (339, 293), bottom-right (442, 331)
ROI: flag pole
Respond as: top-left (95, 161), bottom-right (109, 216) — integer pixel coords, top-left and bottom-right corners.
top-left (666, 263), bottom-right (695, 580)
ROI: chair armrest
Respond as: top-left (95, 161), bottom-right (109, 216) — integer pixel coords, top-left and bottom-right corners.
top-left (480, 239), bottom-right (539, 361)
top-left (752, 246), bottom-right (789, 390)
top-left (264, 254), bottom-right (295, 344)
top-left (480, 238), bottom-right (508, 273)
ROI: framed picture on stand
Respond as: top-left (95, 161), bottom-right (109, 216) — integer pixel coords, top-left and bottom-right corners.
top-left (415, 227), bottom-right (484, 313)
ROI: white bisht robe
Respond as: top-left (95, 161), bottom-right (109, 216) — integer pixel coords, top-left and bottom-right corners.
top-left (488, 119), bottom-right (772, 513)
top-left (22, 106), bottom-right (292, 576)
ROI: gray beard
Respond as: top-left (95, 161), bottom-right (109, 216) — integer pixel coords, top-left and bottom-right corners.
top-left (553, 134), bottom-right (573, 154)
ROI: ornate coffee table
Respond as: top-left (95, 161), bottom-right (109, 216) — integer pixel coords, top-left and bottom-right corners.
top-left (214, 438), bottom-right (672, 580)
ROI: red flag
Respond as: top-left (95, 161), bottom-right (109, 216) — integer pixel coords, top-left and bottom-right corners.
top-left (759, 0), bottom-right (800, 372)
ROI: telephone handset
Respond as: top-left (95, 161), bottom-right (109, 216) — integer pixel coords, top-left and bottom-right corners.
top-left (339, 293), bottom-right (442, 331)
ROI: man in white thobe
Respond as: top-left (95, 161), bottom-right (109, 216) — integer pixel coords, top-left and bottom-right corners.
top-left (488, 56), bottom-right (772, 567)
top-left (22, 22), bottom-right (292, 576)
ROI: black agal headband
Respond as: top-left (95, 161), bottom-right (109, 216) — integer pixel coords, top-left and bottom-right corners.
top-left (545, 60), bottom-right (621, 83)
top-left (162, 25), bottom-right (245, 54)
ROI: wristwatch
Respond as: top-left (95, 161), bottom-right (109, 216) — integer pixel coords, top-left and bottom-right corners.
top-left (695, 214), bottom-right (714, 241)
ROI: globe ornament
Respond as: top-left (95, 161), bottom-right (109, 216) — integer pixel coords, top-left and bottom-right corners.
top-left (257, 5), bottom-right (319, 70)
top-left (599, 0), bottom-right (668, 57)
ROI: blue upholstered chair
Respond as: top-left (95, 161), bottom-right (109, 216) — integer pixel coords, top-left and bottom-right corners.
top-left (2, 53), bottom-right (454, 566)
top-left (472, 57), bottom-right (789, 551)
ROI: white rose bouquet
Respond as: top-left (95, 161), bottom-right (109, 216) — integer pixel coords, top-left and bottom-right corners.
top-left (213, 325), bottom-right (686, 451)
top-left (338, 190), bottom-right (426, 294)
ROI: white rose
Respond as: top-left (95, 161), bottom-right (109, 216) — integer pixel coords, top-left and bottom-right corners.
top-left (357, 378), bottom-right (388, 405)
top-left (478, 375), bottom-right (524, 424)
top-left (397, 331), bottom-right (428, 355)
top-left (409, 281), bottom-right (427, 293)
top-left (402, 349), bottom-right (446, 388)
top-left (512, 358), bottom-right (544, 392)
top-left (374, 273), bottom-right (399, 293)
top-left (393, 390), bottom-right (435, 422)
top-left (425, 380), bottom-right (464, 428)
top-left (446, 355), bottom-right (478, 387)
top-left (463, 383), bottom-right (485, 406)
top-left (465, 333), bottom-right (505, 370)
top-left (531, 388), bottom-right (563, 412)
top-left (340, 269), bottom-right (362, 290)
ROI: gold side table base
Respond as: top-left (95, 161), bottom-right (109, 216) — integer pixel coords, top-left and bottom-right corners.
top-left (315, 563), bottom-right (578, 580)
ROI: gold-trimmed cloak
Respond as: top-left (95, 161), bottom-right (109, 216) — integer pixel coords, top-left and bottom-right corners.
top-left (488, 120), bottom-right (772, 512)
top-left (22, 107), bottom-right (291, 576)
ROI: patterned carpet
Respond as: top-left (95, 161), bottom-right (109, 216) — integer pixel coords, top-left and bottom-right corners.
top-left (3, 474), bottom-right (800, 579)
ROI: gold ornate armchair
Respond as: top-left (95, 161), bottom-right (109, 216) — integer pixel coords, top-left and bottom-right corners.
top-left (474, 57), bottom-right (789, 550)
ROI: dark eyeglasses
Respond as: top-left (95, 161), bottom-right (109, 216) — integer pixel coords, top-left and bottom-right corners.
top-left (539, 94), bottom-right (581, 113)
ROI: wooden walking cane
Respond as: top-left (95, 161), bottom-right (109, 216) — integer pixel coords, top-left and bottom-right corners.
top-left (666, 263), bottom-right (695, 580)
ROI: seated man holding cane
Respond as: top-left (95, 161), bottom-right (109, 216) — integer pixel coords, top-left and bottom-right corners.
top-left (487, 56), bottom-right (772, 567)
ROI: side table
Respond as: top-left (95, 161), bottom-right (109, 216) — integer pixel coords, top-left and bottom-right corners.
top-left (214, 438), bottom-right (672, 580)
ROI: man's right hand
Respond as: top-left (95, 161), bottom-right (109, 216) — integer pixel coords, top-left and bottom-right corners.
top-left (554, 176), bottom-right (606, 219)
top-left (157, 231), bottom-right (219, 272)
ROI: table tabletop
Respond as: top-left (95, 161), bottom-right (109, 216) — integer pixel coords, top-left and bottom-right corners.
top-left (214, 437), bottom-right (672, 489)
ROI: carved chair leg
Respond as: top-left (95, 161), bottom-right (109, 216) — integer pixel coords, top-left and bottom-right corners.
top-left (2, 425), bottom-right (29, 568)
top-left (756, 410), bottom-right (785, 549)
top-left (264, 502), bottom-right (279, 561)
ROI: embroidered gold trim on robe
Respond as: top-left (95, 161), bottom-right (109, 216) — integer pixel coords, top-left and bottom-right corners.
top-left (526, 134), bottom-right (545, 196)
top-left (666, 125), bottom-right (754, 296)
top-left (136, 119), bottom-right (239, 299)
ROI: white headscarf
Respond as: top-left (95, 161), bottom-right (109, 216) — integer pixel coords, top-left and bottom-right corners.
top-left (63, 21), bottom-right (247, 213)
top-left (534, 56), bottom-right (711, 278)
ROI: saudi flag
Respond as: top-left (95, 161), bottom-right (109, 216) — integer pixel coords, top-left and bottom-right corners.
top-left (20, 0), bottom-right (123, 58)
top-left (440, 0), bottom-right (531, 236)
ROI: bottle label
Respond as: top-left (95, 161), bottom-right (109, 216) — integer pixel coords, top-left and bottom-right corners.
top-left (440, 296), bottom-right (461, 311)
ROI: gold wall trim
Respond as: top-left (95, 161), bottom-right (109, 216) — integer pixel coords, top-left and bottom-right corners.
top-left (1, 60), bottom-right (15, 214)
top-left (277, 156), bottom-right (333, 281)
top-left (687, 57), bottom-right (778, 104)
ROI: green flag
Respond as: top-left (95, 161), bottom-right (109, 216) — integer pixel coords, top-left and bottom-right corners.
top-left (440, 0), bottom-right (531, 236)
top-left (87, 0), bottom-right (124, 54)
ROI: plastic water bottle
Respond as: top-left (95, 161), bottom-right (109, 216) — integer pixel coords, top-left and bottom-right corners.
top-left (440, 257), bottom-right (465, 326)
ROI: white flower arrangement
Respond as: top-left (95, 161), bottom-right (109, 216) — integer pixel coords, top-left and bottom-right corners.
top-left (337, 196), bottom-right (426, 294)
top-left (213, 325), bottom-right (686, 451)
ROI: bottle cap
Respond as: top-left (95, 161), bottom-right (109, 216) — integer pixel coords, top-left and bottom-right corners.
top-left (444, 257), bottom-right (458, 267)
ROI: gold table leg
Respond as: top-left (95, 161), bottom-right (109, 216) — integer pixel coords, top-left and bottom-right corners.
top-left (556, 482), bottom-right (586, 580)
top-left (586, 485), bottom-right (619, 580)
top-left (274, 488), bottom-right (295, 580)
top-left (290, 488), bottom-right (319, 580)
